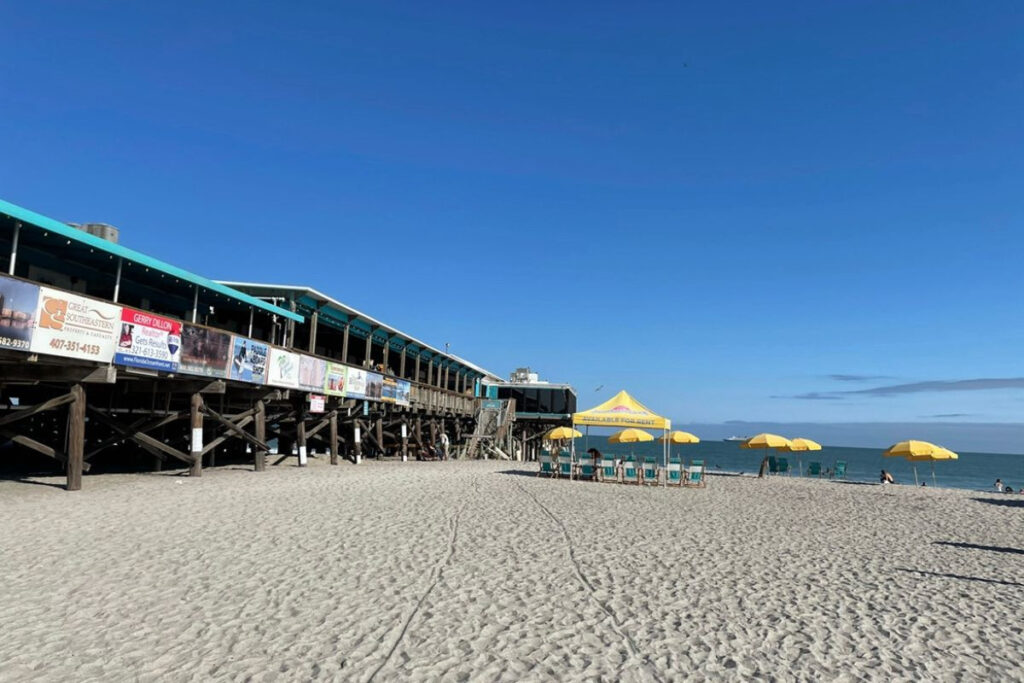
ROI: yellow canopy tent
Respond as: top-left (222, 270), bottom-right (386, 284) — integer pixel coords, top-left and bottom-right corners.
top-left (573, 390), bottom-right (672, 483)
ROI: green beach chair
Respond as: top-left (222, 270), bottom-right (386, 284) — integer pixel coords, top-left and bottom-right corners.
top-left (685, 459), bottom-right (706, 488)
top-left (806, 461), bottom-right (822, 478)
top-left (538, 451), bottom-right (555, 477)
top-left (577, 454), bottom-right (596, 481)
top-left (767, 455), bottom-right (779, 474)
top-left (665, 456), bottom-right (683, 487)
top-left (557, 450), bottom-right (573, 479)
top-left (776, 457), bottom-right (791, 476)
top-left (642, 456), bottom-right (659, 485)
top-left (832, 461), bottom-right (847, 480)
top-left (599, 456), bottom-right (618, 483)
top-left (622, 456), bottom-right (640, 484)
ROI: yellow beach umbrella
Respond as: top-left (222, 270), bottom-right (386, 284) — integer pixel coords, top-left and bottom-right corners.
top-left (777, 437), bottom-right (822, 476)
top-left (740, 433), bottom-right (792, 478)
top-left (883, 440), bottom-right (939, 486)
top-left (883, 440), bottom-right (937, 458)
top-left (608, 428), bottom-right (655, 444)
top-left (660, 430), bottom-right (700, 444)
top-left (741, 433), bottom-right (792, 450)
top-left (547, 426), bottom-right (582, 441)
top-left (909, 446), bottom-right (958, 486)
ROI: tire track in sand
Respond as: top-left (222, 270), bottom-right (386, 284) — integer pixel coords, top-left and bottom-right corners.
top-left (367, 498), bottom-right (467, 682)
top-left (514, 480), bottom-right (664, 682)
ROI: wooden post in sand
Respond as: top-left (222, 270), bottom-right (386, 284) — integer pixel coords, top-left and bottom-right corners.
top-left (67, 384), bottom-right (85, 491)
top-left (401, 420), bottom-right (409, 461)
top-left (254, 399), bottom-right (266, 472)
top-left (190, 393), bottom-right (203, 477)
top-left (329, 411), bottom-right (339, 465)
top-left (296, 395), bottom-right (308, 467)
top-left (353, 421), bottom-right (362, 463)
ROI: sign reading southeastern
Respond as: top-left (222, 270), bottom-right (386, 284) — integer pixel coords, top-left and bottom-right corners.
top-left (299, 355), bottom-right (328, 392)
top-left (0, 276), bottom-right (40, 352)
top-left (324, 362), bottom-right (347, 396)
top-left (267, 347), bottom-right (300, 389)
top-left (179, 324), bottom-right (232, 378)
top-left (114, 308), bottom-right (181, 372)
top-left (30, 286), bottom-right (121, 363)
top-left (229, 336), bottom-right (268, 384)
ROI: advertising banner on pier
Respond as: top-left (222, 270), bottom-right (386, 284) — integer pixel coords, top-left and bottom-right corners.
top-left (267, 347), bottom-right (300, 389)
top-left (299, 355), bottom-right (328, 392)
top-left (344, 367), bottom-right (367, 399)
top-left (396, 380), bottom-right (411, 406)
top-left (114, 308), bottom-right (181, 372)
top-left (229, 336), bottom-right (268, 384)
top-left (324, 362), bottom-right (347, 396)
top-left (0, 276), bottom-right (40, 352)
top-left (179, 324), bottom-right (232, 378)
top-left (365, 372), bottom-right (383, 401)
top-left (30, 286), bottom-right (121, 363)
top-left (381, 377), bottom-right (397, 403)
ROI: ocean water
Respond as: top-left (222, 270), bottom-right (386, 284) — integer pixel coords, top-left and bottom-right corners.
top-left (570, 438), bottom-right (1024, 493)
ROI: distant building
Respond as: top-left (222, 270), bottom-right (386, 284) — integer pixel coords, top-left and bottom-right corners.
top-left (65, 222), bottom-right (119, 243)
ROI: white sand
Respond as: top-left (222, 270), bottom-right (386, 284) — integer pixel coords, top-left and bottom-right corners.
top-left (1, 460), bottom-right (1021, 681)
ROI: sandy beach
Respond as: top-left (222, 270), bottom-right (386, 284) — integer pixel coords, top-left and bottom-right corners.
top-left (1, 460), bottom-right (1021, 681)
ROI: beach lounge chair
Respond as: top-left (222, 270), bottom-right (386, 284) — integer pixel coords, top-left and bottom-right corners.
top-left (775, 457), bottom-right (791, 476)
top-left (685, 459), bottom-right (706, 488)
top-left (538, 451), bottom-right (555, 477)
top-left (642, 456), bottom-right (659, 485)
top-left (832, 461), bottom-right (847, 480)
top-left (557, 450), bottom-right (573, 479)
top-left (576, 454), bottom-right (596, 481)
top-left (767, 455), bottom-right (779, 474)
top-left (622, 456), bottom-right (640, 484)
top-left (665, 456), bottom-right (683, 487)
top-left (599, 457), bottom-right (618, 483)
top-left (806, 461), bottom-right (822, 478)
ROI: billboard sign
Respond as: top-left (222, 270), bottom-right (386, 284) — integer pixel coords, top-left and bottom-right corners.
top-left (382, 377), bottom-right (397, 403)
top-left (0, 276), bottom-right (39, 352)
top-left (396, 380), bottom-right (411, 406)
top-left (267, 347), bottom-right (300, 389)
top-left (114, 308), bottom-right (181, 372)
top-left (30, 286), bottom-right (120, 363)
top-left (229, 336), bottom-right (268, 384)
top-left (309, 394), bottom-right (326, 413)
top-left (365, 372), bottom-right (383, 401)
top-left (345, 367), bottom-right (367, 399)
top-left (325, 362), bottom-right (347, 396)
top-left (299, 355), bottom-right (328, 392)
top-left (179, 324), bottom-right (232, 378)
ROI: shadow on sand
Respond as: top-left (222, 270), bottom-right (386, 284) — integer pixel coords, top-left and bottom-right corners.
top-left (972, 496), bottom-right (1024, 508)
top-left (895, 567), bottom-right (1023, 588)
top-left (0, 475), bottom-right (67, 490)
top-left (934, 541), bottom-right (1024, 556)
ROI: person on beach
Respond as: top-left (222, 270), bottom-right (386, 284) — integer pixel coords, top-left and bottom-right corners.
top-left (880, 470), bottom-right (894, 484)
top-left (995, 479), bottom-right (1004, 492)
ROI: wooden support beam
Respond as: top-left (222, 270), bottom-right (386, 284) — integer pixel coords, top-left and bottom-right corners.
top-left (0, 391), bottom-right (76, 429)
top-left (375, 417), bottom-right (384, 457)
top-left (399, 348), bottom-right (407, 379)
top-left (200, 404), bottom-right (269, 452)
top-left (67, 384), bottom-right (85, 491)
top-left (85, 407), bottom-right (192, 465)
top-left (0, 429), bottom-right (90, 472)
top-left (85, 411), bottom-right (185, 460)
top-left (255, 400), bottom-right (266, 471)
top-left (296, 396), bottom-right (308, 466)
top-left (329, 411), bottom-right (338, 465)
top-left (415, 355), bottom-right (421, 384)
top-left (308, 310), bottom-right (319, 353)
top-left (190, 393), bottom-right (203, 477)
top-left (341, 324), bottom-right (350, 363)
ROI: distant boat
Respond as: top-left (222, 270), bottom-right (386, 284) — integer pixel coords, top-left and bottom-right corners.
top-left (723, 436), bottom-right (747, 442)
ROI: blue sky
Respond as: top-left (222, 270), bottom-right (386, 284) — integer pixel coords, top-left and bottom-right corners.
top-left (2, 2), bottom-right (1023, 448)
